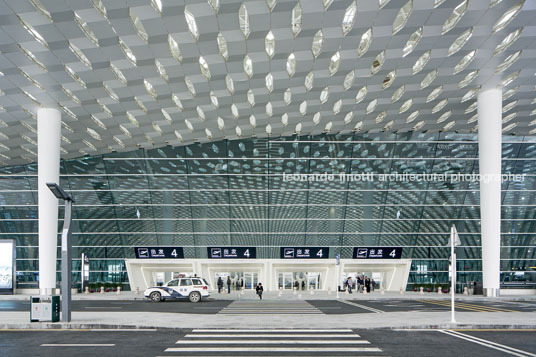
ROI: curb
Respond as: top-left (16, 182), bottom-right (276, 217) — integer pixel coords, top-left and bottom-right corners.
top-left (1, 323), bottom-right (536, 331)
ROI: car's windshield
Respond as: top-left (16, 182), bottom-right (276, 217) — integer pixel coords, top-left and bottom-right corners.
top-left (166, 279), bottom-right (179, 286)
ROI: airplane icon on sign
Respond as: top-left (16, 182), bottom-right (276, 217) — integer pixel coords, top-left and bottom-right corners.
top-left (284, 248), bottom-right (295, 258)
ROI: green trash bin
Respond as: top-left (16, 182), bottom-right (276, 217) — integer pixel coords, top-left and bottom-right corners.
top-left (30, 296), bottom-right (60, 322)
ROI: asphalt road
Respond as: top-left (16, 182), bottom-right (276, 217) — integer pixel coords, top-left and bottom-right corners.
top-left (1, 299), bottom-right (536, 314)
top-left (0, 328), bottom-right (534, 357)
top-left (347, 299), bottom-right (536, 313)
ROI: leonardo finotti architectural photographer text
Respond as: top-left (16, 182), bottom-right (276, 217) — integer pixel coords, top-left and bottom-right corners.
top-left (282, 172), bottom-right (526, 183)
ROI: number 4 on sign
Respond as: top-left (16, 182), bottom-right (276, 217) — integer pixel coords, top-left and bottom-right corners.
top-left (389, 249), bottom-right (396, 258)
top-left (317, 249), bottom-right (323, 258)
top-left (171, 249), bottom-right (178, 257)
top-left (244, 249), bottom-right (250, 257)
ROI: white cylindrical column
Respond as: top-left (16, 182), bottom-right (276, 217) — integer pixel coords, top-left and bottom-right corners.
top-left (477, 88), bottom-right (502, 297)
top-left (38, 108), bottom-right (62, 295)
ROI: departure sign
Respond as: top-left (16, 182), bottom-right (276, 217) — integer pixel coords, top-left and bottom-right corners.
top-left (280, 247), bottom-right (328, 259)
top-left (353, 247), bottom-right (402, 259)
top-left (134, 247), bottom-right (184, 259)
top-left (208, 247), bottom-right (256, 259)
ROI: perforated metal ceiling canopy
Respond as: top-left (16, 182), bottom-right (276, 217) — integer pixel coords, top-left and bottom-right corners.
top-left (0, 0), bottom-right (535, 166)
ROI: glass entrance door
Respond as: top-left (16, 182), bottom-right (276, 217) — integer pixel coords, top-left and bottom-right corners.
top-left (278, 272), bottom-right (293, 290)
top-left (214, 272), bottom-right (258, 290)
top-left (307, 272), bottom-right (320, 289)
top-left (243, 272), bottom-right (258, 290)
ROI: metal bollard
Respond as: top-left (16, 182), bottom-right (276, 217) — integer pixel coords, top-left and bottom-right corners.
top-left (399, 287), bottom-right (404, 295)
top-left (117, 286), bottom-right (121, 295)
top-left (85, 286), bottom-right (89, 294)
top-left (362, 287), bottom-right (367, 295)
top-left (420, 287), bottom-right (424, 295)
top-left (100, 286), bottom-right (105, 294)
top-left (135, 287), bottom-right (140, 295)
top-left (463, 287), bottom-right (468, 295)
top-left (437, 287), bottom-right (442, 294)
top-left (327, 287), bottom-right (331, 295)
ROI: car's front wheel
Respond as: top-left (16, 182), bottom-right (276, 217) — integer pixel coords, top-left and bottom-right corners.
top-left (189, 291), bottom-right (201, 303)
top-left (149, 291), bottom-right (162, 302)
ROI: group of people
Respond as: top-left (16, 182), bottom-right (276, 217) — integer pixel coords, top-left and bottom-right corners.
top-left (217, 276), bottom-right (237, 293)
top-left (344, 275), bottom-right (374, 294)
top-left (216, 276), bottom-right (263, 300)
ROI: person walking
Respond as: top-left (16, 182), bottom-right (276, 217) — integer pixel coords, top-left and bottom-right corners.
top-left (226, 276), bottom-right (231, 294)
top-left (217, 277), bottom-right (223, 293)
top-left (365, 277), bottom-right (371, 293)
top-left (256, 282), bottom-right (264, 300)
top-left (371, 278), bottom-right (376, 292)
top-left (347, 277), bottom-right (353, 293)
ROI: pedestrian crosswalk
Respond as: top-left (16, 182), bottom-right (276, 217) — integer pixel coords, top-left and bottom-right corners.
top-left (217, 300), bottom-right (323, 314)
top-left (421, 300), bottom-right (519, 312)
top-left (159, 328), bottom-right (388, 356)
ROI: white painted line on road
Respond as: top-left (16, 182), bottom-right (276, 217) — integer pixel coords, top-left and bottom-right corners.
top-left (222, 307), bottom-right (318, 311)
top-left (339, 300), bottom-right (385, 313)
top-left (41, 343), bottom-right (115, 347)
top-left (184, 334), bottom-right (361, 338)
top-left (165, 347), bottom-right (382, 352)
top-left (440, 330), bottom-right (536, 357)
top-left (90, 329), bottom-right (157, 332)
top-left (392, 329), bottom-right (441, 331)
top-left (220, 306), bottom-right (319, 308)
top-left (83, 307), bottom-right (122, 309)
top-left (218, 311), bottom-right (322, 312)
top-left (192, 329), bottom-right (354, 333)
top-left (176, 340), bottom-right (370, 344)
top-left (222, 306), bottom-right (318, 311)
top-left (218, 311), bottom-right (323, 315)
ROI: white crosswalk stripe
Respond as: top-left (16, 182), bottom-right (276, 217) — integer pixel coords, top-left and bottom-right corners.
top-left (162, 328), bottom-right (388, 356)
top-left (218, 300), bottom-right (323, 314)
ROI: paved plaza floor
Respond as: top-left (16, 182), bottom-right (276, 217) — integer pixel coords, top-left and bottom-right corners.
top-left (1, 294), bottom-right (536, 330)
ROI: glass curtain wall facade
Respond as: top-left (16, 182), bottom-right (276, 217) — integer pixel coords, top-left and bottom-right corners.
top-left (1, 132), bottom-right (535, 290)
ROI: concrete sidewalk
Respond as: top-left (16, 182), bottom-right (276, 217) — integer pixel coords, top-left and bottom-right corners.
top-left (2, 290), bottom-right (536, 301)
top-left (1, 309), bottom-right (535, 330)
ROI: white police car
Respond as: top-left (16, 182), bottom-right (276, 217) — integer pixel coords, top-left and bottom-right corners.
top-left (144, 277), bottom-right (210, 303)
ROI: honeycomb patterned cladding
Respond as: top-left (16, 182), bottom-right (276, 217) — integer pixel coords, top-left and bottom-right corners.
top-left (0, 0), bottom-right (535, 167)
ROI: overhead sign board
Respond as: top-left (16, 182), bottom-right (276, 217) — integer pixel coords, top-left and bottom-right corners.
top-left (134, 247), bottom-right (184, 259)
top-left (208, 247), bottom-right (256, 259)
top-left (353, 247), bottom-right (403, 259)
top-left (0, 239), bottom-right (15, 295)
top-left (280, 247), bottom-right (328, 259)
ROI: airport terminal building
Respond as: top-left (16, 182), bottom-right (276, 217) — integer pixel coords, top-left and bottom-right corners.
top-left (0, 0), bottom-right (535, 296)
